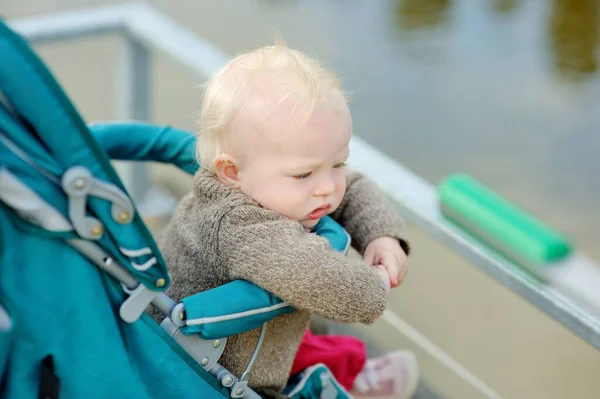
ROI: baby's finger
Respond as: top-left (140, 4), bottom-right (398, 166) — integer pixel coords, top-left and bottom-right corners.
top-left (397, 264), bottom-right (408, 285)
top-left (381, 252), bottom-right (400, 287)
top-left (396, 254), bottom-right (409, 284)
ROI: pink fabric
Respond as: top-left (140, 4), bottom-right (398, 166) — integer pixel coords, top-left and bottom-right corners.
top-left (290, 329), bottom-right (367, 390)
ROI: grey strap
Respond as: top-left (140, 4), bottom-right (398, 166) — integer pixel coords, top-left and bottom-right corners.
top-left (0, 167), bottom-right (72, 232)
top-left (0, 131), bottom-right (61, 185)
top-left (0, 303), bottom-right (11, 333)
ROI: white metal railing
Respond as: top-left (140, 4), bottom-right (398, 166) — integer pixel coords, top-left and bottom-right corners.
top-left (10, 3), bottom-right (600, 397)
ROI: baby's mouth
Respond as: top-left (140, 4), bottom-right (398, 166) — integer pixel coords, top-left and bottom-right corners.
top-left (307, 204), bottom-right (331, 220)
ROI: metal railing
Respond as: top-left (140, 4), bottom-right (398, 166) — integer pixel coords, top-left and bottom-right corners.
top-left (10, 3), bottom-right (600, 397)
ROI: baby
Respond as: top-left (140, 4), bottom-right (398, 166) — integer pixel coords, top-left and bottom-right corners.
top-left (160, 41), bottom-right (414, 398)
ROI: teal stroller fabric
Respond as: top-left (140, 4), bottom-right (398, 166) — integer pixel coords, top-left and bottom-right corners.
top-left (0, 17), bottom-right (355, 399)
top-left (0, 16), bottom-right (229, 399)
top-left (0, 209), bottom-right (229, 398)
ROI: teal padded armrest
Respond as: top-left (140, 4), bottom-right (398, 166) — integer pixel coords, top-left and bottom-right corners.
top-left (89, 122), bottom-right (199, 175)
top-left (313, 216), bottom-right (351, 255)
top-left (180, 280), bottom-right (295, 340)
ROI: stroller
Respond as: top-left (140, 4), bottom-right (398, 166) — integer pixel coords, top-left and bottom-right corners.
top-left (0, 18), bottom-right (354, 399)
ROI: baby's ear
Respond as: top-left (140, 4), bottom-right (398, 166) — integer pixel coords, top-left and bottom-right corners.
top-left (214, 154), bottom-right (240, 188)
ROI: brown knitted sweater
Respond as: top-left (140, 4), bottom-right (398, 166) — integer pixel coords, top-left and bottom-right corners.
top-left (157, 168), bottom-right (409, 397)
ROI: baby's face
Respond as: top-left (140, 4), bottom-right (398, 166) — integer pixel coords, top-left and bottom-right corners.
top-left (237, 95), bottom-right (351, 229)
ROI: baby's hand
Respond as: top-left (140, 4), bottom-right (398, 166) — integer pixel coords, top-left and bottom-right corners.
top-left (364, 236), bottom-right (408, 288)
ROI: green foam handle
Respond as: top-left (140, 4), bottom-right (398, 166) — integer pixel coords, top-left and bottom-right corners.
top-left (438, 173), bottom-right (572, 268)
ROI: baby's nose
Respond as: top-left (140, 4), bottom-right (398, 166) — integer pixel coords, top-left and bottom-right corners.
top-left (313, 176), bottom-right (335, 197)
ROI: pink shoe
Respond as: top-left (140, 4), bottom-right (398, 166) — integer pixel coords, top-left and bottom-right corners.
top-left (351, 350), bottom-right (419, 399)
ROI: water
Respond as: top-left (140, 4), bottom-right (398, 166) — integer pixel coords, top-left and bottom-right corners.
top-left (4, 1), bottom-right (600, 397)
top-left (6, 0), bottom-right (599, 258)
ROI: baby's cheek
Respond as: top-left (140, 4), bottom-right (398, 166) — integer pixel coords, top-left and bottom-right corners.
top-left (333, 179), bottom-right (346, 207)
top-left (259, 190), bottom-right (290, 215)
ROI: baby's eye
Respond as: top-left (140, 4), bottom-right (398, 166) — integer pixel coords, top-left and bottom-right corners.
top-left (333, 162), bottom-right (348, 169)
top-left (293, 172), bottom-right (312, 180)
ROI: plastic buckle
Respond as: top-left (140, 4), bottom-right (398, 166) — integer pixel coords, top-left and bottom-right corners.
top-left (119, 283), bottom-right (159, 323)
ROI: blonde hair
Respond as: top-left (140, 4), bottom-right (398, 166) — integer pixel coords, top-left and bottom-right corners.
top-left (196, 39), bottom-right (348, 172)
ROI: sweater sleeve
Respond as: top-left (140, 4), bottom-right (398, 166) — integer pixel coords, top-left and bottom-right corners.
top-left (217, 205), bottom-right (388, 324)
top-left (330, 169), bottom-right (411, 255)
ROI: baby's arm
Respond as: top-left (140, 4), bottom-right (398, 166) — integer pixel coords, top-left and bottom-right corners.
top-left (331, 169), bottom-right (410, 255)
top-left (331, 170), bottom-right (410, 286)
top-left (218, 206), bottom-right (389, 324)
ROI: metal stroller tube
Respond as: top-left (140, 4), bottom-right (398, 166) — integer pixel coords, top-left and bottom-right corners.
top-left (240, 323), bottom-right (267, 383)
top-left (68, 239), bottom-right (138, 287)
top-left (68, 239), bottom-right (177, 317)
top-left (151, 292), bottom-right (178, 316)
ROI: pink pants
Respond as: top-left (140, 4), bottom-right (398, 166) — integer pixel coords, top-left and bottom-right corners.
top-left (290, 329), bottom-right (367, 390)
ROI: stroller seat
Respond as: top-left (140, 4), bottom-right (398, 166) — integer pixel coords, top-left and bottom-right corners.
top-left (0, 17), bottom-right (353, 399)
